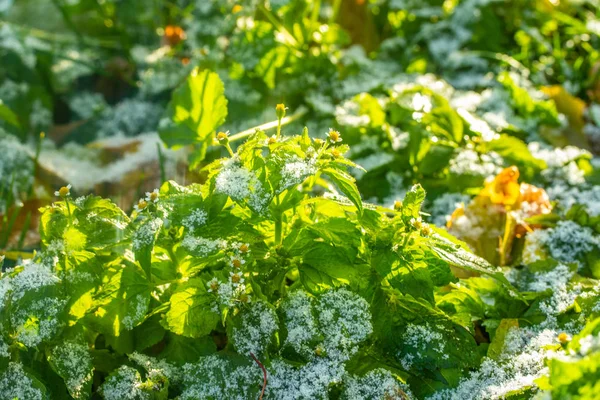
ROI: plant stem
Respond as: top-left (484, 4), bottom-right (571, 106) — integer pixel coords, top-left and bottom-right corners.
top-left (225, 143), bottom-right (235, 157)
top-left (258, 4), bottom-right (299, 47)
top-left (228, 106), bottom-right (308, 143)
top-left (274, 215), bottom-right (282, 245)
top-left (250, 352), bottom-right (267, 400)
top-left (50, 0), bottom-right (85, 47)
top-left (330, 0), bottom-right (342, 23)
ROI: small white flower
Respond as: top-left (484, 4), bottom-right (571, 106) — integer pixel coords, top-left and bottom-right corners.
top-left (229, 271), bottom-right (244, 286)
top-left (133, 198), bottom-right (148, 213)
top-left (230, 257), bottom-right (246, 269)
top-left (207, 278), bottom-right (219, 293)
top-left (54, 184), bottom-right (72, 197)
top-left (145, 188), bottom-right (159, 203)
top-left (327, 128), bottom-right (342, 143)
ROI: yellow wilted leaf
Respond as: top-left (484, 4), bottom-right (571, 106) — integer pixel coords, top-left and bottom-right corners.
top-left (541, 85), bottom-right (585, 132)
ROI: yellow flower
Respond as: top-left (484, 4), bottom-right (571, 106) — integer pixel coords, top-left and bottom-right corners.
top-left (327, 128), bottom-right (342, 143)
top-left (484, 166), bottom-right (521, 206)
top-left (55, 184), bottom-right (72, 198)
top-left (276, 103), bottom-right (287, 119)
top-left (134, 199), bottom-right (148, 212)
top-left (216, 131), bottom-right (229, 143)
top-left (558, 332), bottom-right (570, 343)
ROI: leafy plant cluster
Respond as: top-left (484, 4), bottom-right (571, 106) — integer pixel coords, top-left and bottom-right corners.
top-left (1, 0), bottom-right (600, 399)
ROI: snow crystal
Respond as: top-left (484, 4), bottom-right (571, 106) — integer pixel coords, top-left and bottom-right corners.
top-left (181, 235), bottom-right (226, 256)
top-left (100, 366), bottom-right (148, 400)
top-left (342, 369), bottom-right (412, 400)
top-left (215, 161), bottom-right (270, 213)
top-left (232, 301), bottom-right (279, 356)
top-left (280, 291), bottom-right (320, 357)
top-left (182, 209), bottom-right (208, 231)
top-left (179, 355), bottom-right (262, 400)
top-left (316, 289), bottom-right (373, 362)
top-left (0, 362), bottom-right (44, 400)
top-left (50, 341), bottom-right (93, 398)
top-left (449, 149), bottom-right (503, 177)
top-left (132, 218), bottom-right (163, 251)
top-left (541, 221), bottom-right (598, 264)
top-left (279, 156), bottom-right (316, 192)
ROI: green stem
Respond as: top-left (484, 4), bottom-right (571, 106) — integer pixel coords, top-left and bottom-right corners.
top-left (274, 217), bottom-right (282, 245)
top-left (258, 4), bottom-right (300, 47)
top-left (330, 0), bottom-right (342, 23)
top-left (225, 143), bottom-right (235, 157)
top-left (50, 0), bottom-right (85, 46)
top-left (229, 106), bottom-right (308, 143)
top-left (276, 118), bottom-right (282, 140)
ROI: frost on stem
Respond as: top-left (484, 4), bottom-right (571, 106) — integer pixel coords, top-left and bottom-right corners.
top-left (232, 300), bottom-right (279, 356)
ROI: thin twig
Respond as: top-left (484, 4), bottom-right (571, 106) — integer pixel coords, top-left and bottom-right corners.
top-left (228, 106), bottom-right (308, 143)
top-left (250, 352), bottom-right (267, 400)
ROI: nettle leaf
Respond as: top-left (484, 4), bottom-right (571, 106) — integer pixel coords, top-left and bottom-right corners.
top-left (164, 277), bottom-right (220, 338)
top-left (299, 242), bottom-right (368, 293)
top-left (89, 261), bottom-right (152, 337)
top-left (323, 167), bottom-right (363, 214)
top-left (161, 333), bottom-right (217, 365)
top-left (401, 184), bottom-right (426, 222)
top-left (255, 46), bottom-right (290, 89)
top-left (159, 68), bottom-right (228, 148)
top-left (428, 233), bottom-right (520, 296)
top-left (371, 287), bottom-right (479, 381)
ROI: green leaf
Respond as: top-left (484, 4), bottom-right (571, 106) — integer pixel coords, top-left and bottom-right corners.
top-left (161, 333), bottom-right (216, 365)
top-left (88, 261), bottom-right (151, 336)
top-left (164, 278), bottom-right (220, 338)
top-left (0, 101), bottom-right (21, 129)
top-left (159, 68), bottom-right (228, 148)
top-left (323, 168), bottom-right (363, 213)
top-left (255, 46), bottom-right (289, 89)
top-left (402, 184), bottom-right (426, 221)
top-left (487, 135), bottom-right (546, 178)
top-left (300, 242), bottom-right (367, 293)
top-left (487, 319), bottom-right (519, 360)
top-left (428, 233), bottom-right (522, 298)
